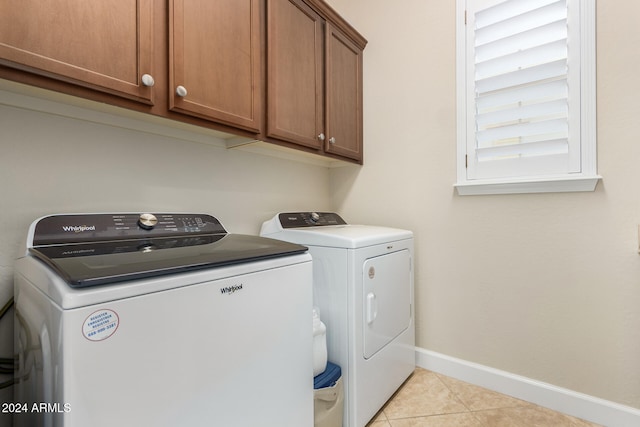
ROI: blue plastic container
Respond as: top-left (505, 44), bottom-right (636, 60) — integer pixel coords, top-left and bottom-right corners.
top-left (314, 362), bottom-right (341, 389)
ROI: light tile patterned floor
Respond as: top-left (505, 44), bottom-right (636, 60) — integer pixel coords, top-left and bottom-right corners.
top-left (366, 368), bottom-right (603, 427)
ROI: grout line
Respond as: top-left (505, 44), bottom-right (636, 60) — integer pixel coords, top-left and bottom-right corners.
top-left (433, 371), bottom-right (475, 413)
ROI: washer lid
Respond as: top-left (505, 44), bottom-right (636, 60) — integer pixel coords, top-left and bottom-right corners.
top-left (29, 234), bottom-right (307, 287)
top-left (30, 234), bottom-right (307, 288)
top-left (26, 213), bottom-right (308, 288)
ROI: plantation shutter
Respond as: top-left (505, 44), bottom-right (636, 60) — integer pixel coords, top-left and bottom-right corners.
top-left (465, 0), bottom-right (581, 180)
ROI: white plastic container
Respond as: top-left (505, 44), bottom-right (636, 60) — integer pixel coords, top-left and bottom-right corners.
top-left (313, 307), bottom-right (328, 377)
top-left (314, 362), bottom-right (343, 427)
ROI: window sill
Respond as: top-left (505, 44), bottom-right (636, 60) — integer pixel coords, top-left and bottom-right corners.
top-left (454, 175), bottom-right (602, 196)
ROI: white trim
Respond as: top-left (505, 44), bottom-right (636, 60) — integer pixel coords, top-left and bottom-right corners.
top-left (579, 0), bottom-right (598, 176)
top-left (416, 347), bottom-right (640, 427)
top-left (456, 0), bottom-right (469, 186)
top-left (454, 174), bottom-right (601, 195)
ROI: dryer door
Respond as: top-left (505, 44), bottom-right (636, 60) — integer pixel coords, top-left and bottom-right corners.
top-left (362, 249), bottom-right (411, 359)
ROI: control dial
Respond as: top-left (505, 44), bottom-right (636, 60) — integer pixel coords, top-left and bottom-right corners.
top-left (138, 213), bottom-right (158, 230)
top-left (309, 212), bottom-right (320, 223)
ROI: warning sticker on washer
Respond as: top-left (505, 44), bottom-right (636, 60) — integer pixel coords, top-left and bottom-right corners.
top-left (82, 309), bottom-right (119, 341)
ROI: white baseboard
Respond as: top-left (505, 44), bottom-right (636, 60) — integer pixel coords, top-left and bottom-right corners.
top-left (415, 347), bottom-right (640, 427)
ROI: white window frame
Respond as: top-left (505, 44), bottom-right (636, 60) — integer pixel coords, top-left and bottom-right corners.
top-left (455, 0), bottom-right (600, 196)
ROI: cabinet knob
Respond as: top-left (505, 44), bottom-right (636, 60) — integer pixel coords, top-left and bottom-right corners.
top-left (141, 74), bottom-right (155, 87)
top-left (176, 85), bottom-right (188, 97)
top-left (329, 137), bottom-right (336, 144)
top-left (318, 133), bottom-right (326, 141)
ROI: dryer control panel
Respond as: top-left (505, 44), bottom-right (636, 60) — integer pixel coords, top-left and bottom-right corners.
top-left (278, 212), bottom-right (347, 228)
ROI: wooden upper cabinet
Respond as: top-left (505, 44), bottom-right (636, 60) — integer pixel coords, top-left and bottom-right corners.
top-left (324, 23), bottom-right (363, 161)
top-left (0, 0), bottom-right (365, 163)
top-left (169, 0), bottom-right (263, 133)
top-left (266, 0), bottom-right (324, 149)
top-left (267, 0), bottom-right (366, 162)
top-left (0, 0), bottom-right (154, 104)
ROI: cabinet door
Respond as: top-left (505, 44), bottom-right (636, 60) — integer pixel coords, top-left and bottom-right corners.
top-left (266, 0), bottom-right (324, 149)
top-left (325, 23), bottom-right (363, 162)
top-left (0, 0), bottom-right (154, 104)
top-left (170, 0), bottom-right (262, 133)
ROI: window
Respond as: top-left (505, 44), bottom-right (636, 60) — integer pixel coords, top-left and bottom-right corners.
top-left (455, 0), bottom-right (599, 195)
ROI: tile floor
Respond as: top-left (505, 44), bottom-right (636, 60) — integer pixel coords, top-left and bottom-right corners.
top-left (365, 368), bottom-right (603, 427)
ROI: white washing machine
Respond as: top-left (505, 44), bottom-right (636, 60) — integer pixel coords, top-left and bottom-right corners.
top-left (261, 212), bottom-right (415, 427)
top-left (14, 213), bottom-right (314, 427)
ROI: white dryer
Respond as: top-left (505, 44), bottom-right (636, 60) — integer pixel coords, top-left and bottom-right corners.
top-left (261, 212), bottom-right (415, 427)
top-left (14, 213), bottom-right (314, 427)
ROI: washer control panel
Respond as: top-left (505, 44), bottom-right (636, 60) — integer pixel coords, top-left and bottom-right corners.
top-left (278, 212), bottom-right (347, 228)
top-left (32, 213), bottom-right (226, 246)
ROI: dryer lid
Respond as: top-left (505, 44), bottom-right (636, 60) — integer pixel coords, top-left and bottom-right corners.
top-left (260, 212), bottom-right (413, 249)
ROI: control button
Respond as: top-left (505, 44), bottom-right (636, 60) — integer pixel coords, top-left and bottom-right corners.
top-left (138, 213), bottom-right (158, 230)
top-left (310, 212), bottom-right (320, 223)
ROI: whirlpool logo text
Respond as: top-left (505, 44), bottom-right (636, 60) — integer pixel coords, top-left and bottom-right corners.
top-left (62, 225), bottom-right (97, 233)
top-left (220, 284), bottom-right (243, 295)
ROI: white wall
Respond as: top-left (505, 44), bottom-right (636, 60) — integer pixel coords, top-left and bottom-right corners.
top-left (328, 0), bottom-right (640, 411)
top-left (0, 84), bottom-right (332, 412)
